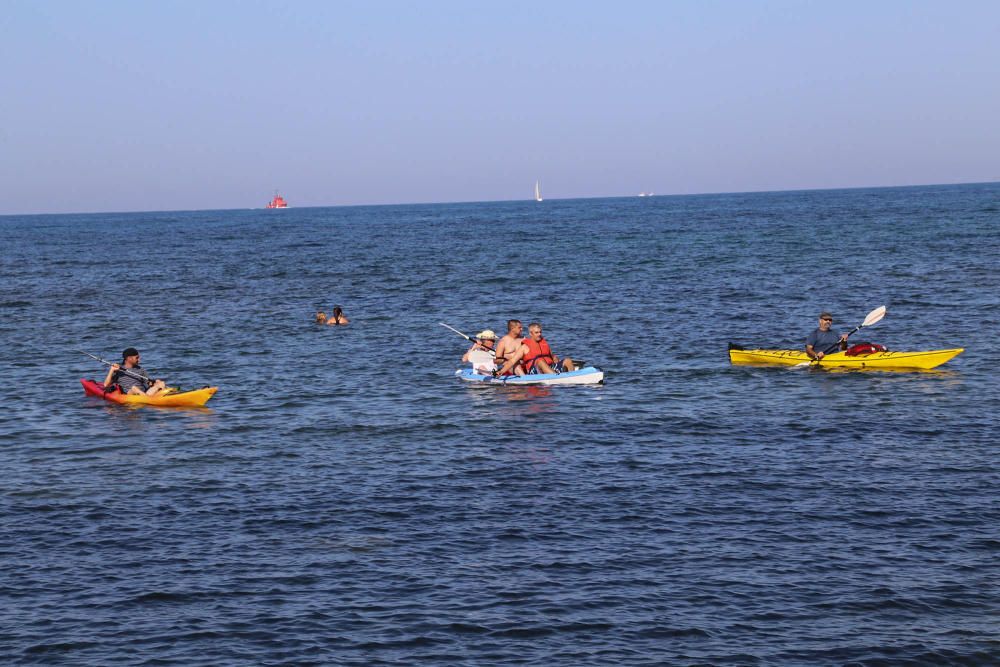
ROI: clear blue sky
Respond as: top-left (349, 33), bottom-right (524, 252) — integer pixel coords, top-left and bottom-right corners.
top-left (2, 1), bottom-right (998, 214)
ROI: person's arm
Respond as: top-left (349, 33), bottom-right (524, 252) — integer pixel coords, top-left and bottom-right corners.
top-left (135, 368), bottom-right (154, 392)
top-left (805, 331), bottom-right (822, 359)
top-left (462, 342), bottom-right (478, 362)
top-left (498, 344), bottom-right (527, 375)
top-left (103, 363), bottom-right (119, 387)
top-left (838, 333), bottom-right (849, 350)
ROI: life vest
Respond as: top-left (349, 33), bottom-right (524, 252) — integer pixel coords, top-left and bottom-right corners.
top-left (522, 337), bottom-right (554, 372)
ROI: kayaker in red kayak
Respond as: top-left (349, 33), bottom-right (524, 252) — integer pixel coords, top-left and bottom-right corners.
top-left (497, 322), bottom-right (574, 375)
top-left (805, 312), bottom-right (849, 360)
top-left (103, 348), bottom-right (168, 397)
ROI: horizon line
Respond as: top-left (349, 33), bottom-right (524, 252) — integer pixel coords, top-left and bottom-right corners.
top-left (2, 179), bottom-right (998, 218)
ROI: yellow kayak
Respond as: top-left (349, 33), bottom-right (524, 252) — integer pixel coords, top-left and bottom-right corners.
top-left (81, 379), bottom-right (218, 407)
top-left (728, 348), bottom-right (964, 370)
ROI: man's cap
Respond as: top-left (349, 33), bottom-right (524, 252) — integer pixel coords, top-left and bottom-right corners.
top-left (122, 347), bottom-right (139, 359)
top-left (475, 330), bottom-right (498, 340)
top-left (819, 312), bottom-right (833, 321)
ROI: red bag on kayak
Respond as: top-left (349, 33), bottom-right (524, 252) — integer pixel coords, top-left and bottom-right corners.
top-left (845, 342), bottom-right (888, 356)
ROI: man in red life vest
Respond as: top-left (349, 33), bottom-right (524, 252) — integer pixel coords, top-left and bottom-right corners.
top-left (496, 322), bottom-right (574, 375)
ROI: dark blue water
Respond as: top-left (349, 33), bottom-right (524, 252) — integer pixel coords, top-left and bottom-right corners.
top-left (2, 184), bottom-right (998, 665)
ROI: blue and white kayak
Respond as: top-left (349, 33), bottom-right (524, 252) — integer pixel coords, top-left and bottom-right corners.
top-left (455, 366), bottom-right (605, 385)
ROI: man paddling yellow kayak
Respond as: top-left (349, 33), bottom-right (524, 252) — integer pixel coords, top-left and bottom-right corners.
top-left (729, 305), bottom-right (964, 370)
top-left (805, 311), bottom-right (849, 360)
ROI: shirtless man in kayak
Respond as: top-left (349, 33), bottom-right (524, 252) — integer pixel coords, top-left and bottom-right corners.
top-left (103, 347), bottom-right (168, 396)
top-left (496, 322), bottom-right (574, 375)
top-left (805, 311), bottom-right (849, 360)
top-left (493, 320), bottom-right (526, 376)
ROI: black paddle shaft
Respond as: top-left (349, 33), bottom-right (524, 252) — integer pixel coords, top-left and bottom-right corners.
top-left (821, 324), bottom-right (863, 355)
top-left (79, 350), bottom-right (158, 384)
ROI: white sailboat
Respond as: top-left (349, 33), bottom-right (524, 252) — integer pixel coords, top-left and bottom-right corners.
top-left (534, 180), bottom-right (543, 202)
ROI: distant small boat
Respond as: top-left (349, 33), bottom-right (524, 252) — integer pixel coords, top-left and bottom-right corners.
top-left (638, 192), bottom-right (654, 197)
top-left (266, 192), bottom-right (288, 209)
top-left (534, 181), bottom-right (543, 202)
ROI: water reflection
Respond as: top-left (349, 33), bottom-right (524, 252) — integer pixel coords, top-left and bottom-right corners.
top-left (463, 384), bottom-right (557, 417)
top-left (100, 402), bottom-right (217, 430)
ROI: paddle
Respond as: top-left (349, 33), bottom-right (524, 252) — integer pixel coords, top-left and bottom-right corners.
top-left (78, 350), bottom-right (175, 392)
top-left (822, 305), bottom-right (886, 354)
top-left (439, 322), bottom-right (497, 357)
top-left (795, 305), bottom-right (887, 367)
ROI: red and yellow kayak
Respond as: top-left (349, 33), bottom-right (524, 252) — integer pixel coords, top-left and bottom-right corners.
top-left (81, 379), bottom-right (217, 407)
top-left (728, 348), bottom-right (963, 370)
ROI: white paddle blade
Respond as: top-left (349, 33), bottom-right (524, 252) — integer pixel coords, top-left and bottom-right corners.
top-left (862, 305), bottom-right (887, 328)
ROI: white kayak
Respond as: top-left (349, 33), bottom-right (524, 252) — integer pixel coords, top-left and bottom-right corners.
top-left (455, 366), bottom-right (605, 385)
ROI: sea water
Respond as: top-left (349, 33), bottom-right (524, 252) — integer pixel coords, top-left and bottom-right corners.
top-left (1, 184), bottom-right (998, 664)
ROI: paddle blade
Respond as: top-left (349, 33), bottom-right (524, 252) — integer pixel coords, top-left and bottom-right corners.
top-left (862, 305), bottom-right (887, 328)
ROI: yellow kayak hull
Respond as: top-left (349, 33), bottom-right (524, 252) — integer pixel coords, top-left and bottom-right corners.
top-left (120, 387), bottom-right (217, 407)
top-left (729, 348), bottom-right (963, 370)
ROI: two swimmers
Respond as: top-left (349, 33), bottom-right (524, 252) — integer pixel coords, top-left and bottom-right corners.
top-left (316, 306), bottom-right (349, 326)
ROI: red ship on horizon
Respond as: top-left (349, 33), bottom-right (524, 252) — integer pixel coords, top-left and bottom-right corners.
top-left (266, 192), bottom-right (288, 209)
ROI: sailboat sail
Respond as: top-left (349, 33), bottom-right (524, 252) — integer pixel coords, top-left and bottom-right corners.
top-left (534, 181), bottom-right (543, 202)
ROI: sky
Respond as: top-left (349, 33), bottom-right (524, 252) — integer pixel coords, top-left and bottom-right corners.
top-left (1, 0), bottom-right (999, 214)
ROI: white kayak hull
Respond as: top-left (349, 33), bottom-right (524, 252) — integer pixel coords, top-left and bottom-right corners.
top-left (455, 366), bottom-right (604, 385)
